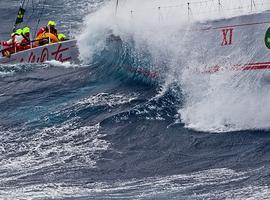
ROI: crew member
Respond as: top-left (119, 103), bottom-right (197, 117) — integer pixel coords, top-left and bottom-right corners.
top-left (36, 21), bottom-right (59, 45)
top-left (1, 29), bottom-right (23, 56)
top-left (0, 32), bottom-right (15, 57)
top-left (14, 29), bottom-right (24, 44)
top-left (36, 20), bottom-right (58, 37)
top-left (20, 26), bottom-right (31, 50)
top-left (58, 33), bottom-right (67, 41)
top-left (1, 32), bottom-right (16, 47)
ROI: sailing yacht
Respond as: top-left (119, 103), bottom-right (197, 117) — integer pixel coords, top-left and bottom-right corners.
top-left (114, 0), bottom-right (270, 74)
top-left (0, 0), bottom-right (78, 64)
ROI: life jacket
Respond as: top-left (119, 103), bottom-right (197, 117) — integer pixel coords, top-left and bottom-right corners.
top-left (13, 35), bottom-right (25, 52)
top-left (19, 34), bottom-right (32, 50)
top-left (14, 35), bottom-right (24, 45)
top-left (21, 33), bottom-right (30, 43)
top-left (20, 38), bottom-right (31, 50)
top-left (36, 27), bottom-right (46, 37)
top-left (35, 32), bottom-right (59, 46)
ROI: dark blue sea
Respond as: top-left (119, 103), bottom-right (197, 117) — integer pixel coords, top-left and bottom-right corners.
top-left (1, 0), bottom-right (270, 199)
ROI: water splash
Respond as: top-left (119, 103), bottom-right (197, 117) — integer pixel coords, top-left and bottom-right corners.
top-left (77, 0), bottom-right (270, 133)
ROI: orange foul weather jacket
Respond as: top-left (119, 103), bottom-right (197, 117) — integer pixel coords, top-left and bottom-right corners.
top-left (36, 26), bottom-right (58, 37)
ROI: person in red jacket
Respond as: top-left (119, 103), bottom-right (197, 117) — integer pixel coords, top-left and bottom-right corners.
top-left (20, 26), bottom-right (32, 50)
top-left (1, 32), bottom-right (16, 47)
top-left (1, 33), bottom-right (15, 57)
top-left (1, 29), bottom-right (24, 56)
top-left (36, 20), bottom-right (58, 38)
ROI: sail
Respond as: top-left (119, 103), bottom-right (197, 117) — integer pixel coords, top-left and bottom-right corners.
top-left (12, 0), bottom-right (45, 34)
top-left (115, 0), bottom-right (119, 14)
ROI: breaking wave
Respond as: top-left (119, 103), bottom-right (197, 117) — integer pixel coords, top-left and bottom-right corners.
top-left (2, 1), bottom-right (270, 199)
top-left (76, 0), bottom-right (270, 132)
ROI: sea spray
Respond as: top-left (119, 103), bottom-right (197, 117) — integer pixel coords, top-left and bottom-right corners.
top-left (78, 0), bottom-right (270, 132)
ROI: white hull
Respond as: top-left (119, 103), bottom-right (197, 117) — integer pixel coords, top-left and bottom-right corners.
top-left (183, 11), bottom-right (270, 73)
top-left (0, 39), bottom-right (78, 64)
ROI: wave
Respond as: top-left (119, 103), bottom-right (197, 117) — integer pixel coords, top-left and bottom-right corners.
top-left (75, 1), bottom-right (270, 133)
top-left (2, 2), bottom-right (270, 198)
top-left (2, 167), bottom-right (270, 199)
top-left (0, 64), bottom-right (37, 77)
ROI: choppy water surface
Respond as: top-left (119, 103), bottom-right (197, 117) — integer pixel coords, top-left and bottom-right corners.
top-left (1, 0), bottom-right (270, 199)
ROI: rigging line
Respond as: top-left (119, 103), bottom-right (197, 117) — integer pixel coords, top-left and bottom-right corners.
top-left (188, 0), bottom-right (214, 4)
top-left (218, 0), bottom-right (222, 12)
top-left (33, 0), bottom-right (43, 35)
top-left (21, 0), bottom-right (30, 26)
top-left (147, 0), bottom-right (217, 10)
top-left (21, 0), bottom-right (26, 8)
top-left (188, 2), bottom-right (193, 20)
top-left (115, 0), bottom-right (119, 15)
top-left (34, 0), bottom-right (46, 37)
top-left (25, 0), bottom-right (36, 25)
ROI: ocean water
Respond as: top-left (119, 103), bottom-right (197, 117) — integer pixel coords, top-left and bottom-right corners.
top-left (1, 0), bottom-right (270, 199)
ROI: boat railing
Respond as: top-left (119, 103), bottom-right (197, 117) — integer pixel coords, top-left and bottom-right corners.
top-left (116, 0), bottom-right (270, 20)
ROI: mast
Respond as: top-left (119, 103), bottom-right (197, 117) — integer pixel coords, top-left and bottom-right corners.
top-left (115, 0), bottom-right (119, 15)
top-left (251, 0), bottom-right (256, 12)
top-left (218, 0), bottom-right (221, 13)
top-left (187, 2), bottom-right (191, 20)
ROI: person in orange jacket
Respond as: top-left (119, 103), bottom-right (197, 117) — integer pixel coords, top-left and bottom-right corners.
top-left (36, 21), bottom-right (59, 45)
top-left (36, 20), bottom-right (58, 37)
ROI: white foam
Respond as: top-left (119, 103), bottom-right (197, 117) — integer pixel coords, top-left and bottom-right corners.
top-left (1, 167), bottom-right (269, 199)
top-left (0, 71), bottom-right (15, 77)
top-left (75, 92), bottom-right (138, 107)
top-left (44, 60), bottom-right (78, 68)
top-left (0, 122), bottom-right (110, 186)
top-left (77, 1), bottom-right (270, 132)
top-left (182, 69), bottom-right (267, 133)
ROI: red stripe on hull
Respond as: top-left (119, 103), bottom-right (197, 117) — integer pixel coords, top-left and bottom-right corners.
top-left (213, 20), bottom-right (270, 30)
top-left (205, 61), bottom-right (270, 73)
